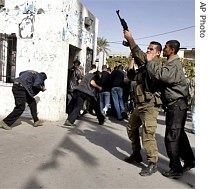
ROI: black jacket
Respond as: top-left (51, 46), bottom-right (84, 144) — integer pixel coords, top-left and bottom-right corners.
top-left (110, 69), bottom-right (125, 88)
top-left (16, 70), bottom-right (46, 97)
top-left (76, 73), bottom-right (100, 97)
top-left (100, 71), bottom-right (111, 92)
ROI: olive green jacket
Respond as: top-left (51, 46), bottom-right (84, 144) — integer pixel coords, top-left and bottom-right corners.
top-left (128, 45), bottom-right (162, 107)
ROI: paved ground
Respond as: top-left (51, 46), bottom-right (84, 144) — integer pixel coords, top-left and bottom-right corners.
top-left (0, 111), bottom-right (195, 189)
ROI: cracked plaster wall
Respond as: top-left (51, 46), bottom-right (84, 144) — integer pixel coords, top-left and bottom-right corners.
top-left (0, 0), bottom-right (98, 121)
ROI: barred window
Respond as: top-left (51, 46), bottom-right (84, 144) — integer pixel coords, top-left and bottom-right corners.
top-left (85, 47), bottom-right (93, 74)
top-left (0, 33), bottom-right (17, 83)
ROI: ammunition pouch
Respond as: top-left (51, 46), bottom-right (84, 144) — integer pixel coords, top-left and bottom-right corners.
top-left (133, 84), bottom-right (144, 103)
top-left (133, 84), bottom-right (154, 104)
top-left (133, 67), bottom-right (159, 104)
top-left (144, 91), bottom-right (153, 101)
top-left (153, 92), bottom-right (162, 107)
top-left (154, 96), bottom-right (162, 106)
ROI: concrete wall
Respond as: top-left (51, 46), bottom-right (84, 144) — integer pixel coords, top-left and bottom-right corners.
top-left (0, 0), bottom-right (98, 121)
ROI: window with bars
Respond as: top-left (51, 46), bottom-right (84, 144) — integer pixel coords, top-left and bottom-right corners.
top-left (0, 33), bottom-right (17, 83)
top-left (85, 47), bottom-right (93, 74)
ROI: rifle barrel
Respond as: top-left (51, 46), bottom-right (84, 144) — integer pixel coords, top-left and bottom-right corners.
top-left (116, 10), bottom-right (122, 20)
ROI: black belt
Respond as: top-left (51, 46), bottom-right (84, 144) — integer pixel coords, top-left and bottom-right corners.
top-left (166, 98), bottom-right (187, 107)
top-left (167, 97), bottom-right (185, 103)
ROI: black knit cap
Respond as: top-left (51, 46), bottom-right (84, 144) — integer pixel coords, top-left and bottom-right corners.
top-left (40, 72), bottom-right (47, 80)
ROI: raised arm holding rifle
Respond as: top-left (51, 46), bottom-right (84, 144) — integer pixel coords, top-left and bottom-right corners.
top-left (117, 10), bottom-right (163, 177)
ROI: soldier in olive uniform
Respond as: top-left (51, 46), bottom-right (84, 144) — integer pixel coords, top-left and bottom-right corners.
top-left (124, 31), bottom-right (162, 176)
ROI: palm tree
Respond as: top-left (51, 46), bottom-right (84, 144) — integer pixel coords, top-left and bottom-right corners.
top-left (97, 37), bottom-right (110, 55)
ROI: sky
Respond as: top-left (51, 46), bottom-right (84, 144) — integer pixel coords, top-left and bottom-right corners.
top-left (80, 0), bottom-right (195, 52)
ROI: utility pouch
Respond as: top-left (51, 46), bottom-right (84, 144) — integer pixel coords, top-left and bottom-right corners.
top-left (144, 91), bottom-right (153, 101)
top-left (133, 84), bottom-right (145, 103)
top-left (154, 95), bottom-right (162, 106)
top-left (153, 92), bottom-right (162, 106)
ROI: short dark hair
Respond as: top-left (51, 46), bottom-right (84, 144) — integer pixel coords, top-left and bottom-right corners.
top-left (40, 72), bottom-right (47, 80)
top-left (91, 64), bottom-right (96, 69)
top-left (73, 60), bottom-right (81, 66)
top-left (166, 40), bottom-right (180, 54)
top-left (150, 41), bottom-right (162, 52)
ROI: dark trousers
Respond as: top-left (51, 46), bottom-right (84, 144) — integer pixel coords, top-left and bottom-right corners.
top-left (67, 90), bottom-right (104, 123)
top-left (165, 99), bottom-right (195, 172)
top-left (3, 84), bottom-right (38, 126)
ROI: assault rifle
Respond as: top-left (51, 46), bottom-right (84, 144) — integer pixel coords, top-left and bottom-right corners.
top-left (116, 10), bottom-right (130, 47)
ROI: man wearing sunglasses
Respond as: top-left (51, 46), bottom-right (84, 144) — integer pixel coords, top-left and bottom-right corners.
top-left (123, 30), bottom-right (163, 176)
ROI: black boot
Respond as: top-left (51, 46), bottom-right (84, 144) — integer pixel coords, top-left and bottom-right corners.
top-left (162, 169), bottom-right (183, 179)
top-left (183, 161), bottom-right (195, 172)
top-left (139, 162), bottom-right (157, 176)
top-left (98, 115), bottom-right (106, 125)
top-left (121, 112), bottom-right (128, 119)
top-left (124, 152), bottom-right (142, 163)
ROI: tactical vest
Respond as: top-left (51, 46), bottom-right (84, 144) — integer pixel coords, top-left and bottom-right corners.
top-left (133, 66), bottom-right (161, 105)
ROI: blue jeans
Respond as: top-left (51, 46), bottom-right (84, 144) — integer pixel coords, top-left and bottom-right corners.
top-left (99, 91), bottom-right (110, 114)
top-left (111, 87), bottom-right (125, 119)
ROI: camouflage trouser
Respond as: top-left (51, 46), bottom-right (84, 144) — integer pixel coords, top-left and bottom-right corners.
top-left (127, 106), bottom-right (159, 163)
